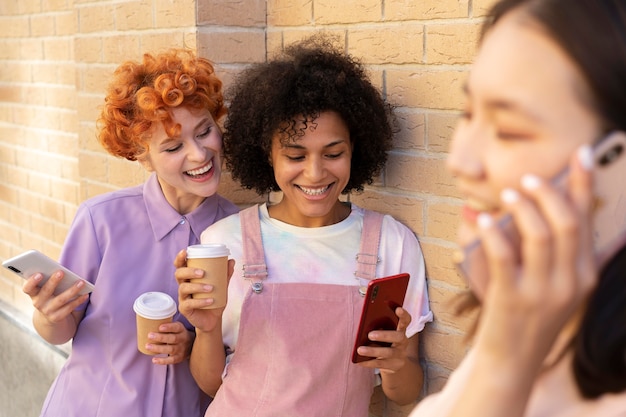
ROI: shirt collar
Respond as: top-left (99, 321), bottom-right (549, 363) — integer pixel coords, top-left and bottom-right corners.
top-left (144, 173), bottom-right (221, 242)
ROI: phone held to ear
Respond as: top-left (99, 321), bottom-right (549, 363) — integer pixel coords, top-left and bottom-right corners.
top-left (351, 273), bottom-right (410, 364)
top-left (455, 130), bottom-right (626, 291)
top-left (2, 249), bottom-right (95, 296)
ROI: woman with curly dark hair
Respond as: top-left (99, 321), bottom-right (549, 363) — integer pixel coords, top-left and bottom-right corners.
top-left (175, 36), bottom-right (432, 416)
top-left (22, 49), bottom-right (238, 417)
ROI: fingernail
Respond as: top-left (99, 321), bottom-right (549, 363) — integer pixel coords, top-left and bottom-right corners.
top-left (577, 145), bottom-right (593, 171)
top-left (203, 285), bottom-right (213, 291)
top-left (521, 174), bottom-right (541, 190)
top-left (477, 213), bottom-right (494, 229)
top-left (33, 273), bottom-right (43, 282)
top-left (148, 333), bottom-right (156, 340)
top-left (500, 188), bottom-right (519, 204)
top-left (195, 269), bottom-right (204, 276)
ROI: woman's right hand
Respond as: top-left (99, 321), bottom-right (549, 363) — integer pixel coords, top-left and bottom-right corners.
top-left (174, 249), bottom-right (234, 333)
top-left (22, 271), bottom-right (89, 325)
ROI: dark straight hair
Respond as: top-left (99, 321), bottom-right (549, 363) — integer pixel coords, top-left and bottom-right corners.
top-left (484, 0), bottom-right (626, 399)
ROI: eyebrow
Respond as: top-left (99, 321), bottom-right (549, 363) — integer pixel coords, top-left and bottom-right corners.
top-left (462, 83), bottom-right (546, 124)
top-left (282, 139), bottom-right (349, 150)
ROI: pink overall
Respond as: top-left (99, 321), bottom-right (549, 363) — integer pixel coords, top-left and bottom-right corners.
top-left (205, 205), bottom-right (385, 417)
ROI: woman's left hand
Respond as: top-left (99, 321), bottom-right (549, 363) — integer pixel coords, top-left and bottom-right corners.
top-left (356, 307), bottom-right (413, 372)
top-left (145, 320), bottom-right (193, 365)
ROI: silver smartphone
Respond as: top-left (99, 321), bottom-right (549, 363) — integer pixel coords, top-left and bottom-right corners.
top-left (455, 130), bottom-right (626, 288)
top-left (2, 249), bottom-right (95, 296)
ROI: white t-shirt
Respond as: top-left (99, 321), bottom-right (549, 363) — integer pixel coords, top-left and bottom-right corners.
top-left (201, 203), bottom-right (433, 351)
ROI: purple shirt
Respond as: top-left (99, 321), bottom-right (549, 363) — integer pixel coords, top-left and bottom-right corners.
top-left (40, 173), bottom-right (239, 417)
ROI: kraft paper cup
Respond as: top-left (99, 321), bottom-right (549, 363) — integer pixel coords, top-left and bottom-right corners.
top-left (133, 292), bottom-right (177, 355)
top-left (186, 244), bottom-right (230, 309)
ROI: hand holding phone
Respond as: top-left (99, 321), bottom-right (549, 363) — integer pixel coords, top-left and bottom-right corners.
top-left (351, 273), bottom-right (410, 363)
top-left (2, 249), bottom-right (95, 296)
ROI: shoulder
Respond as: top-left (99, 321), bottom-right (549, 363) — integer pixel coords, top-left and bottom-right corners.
top-left (79, 184), bottom-right (144, 211)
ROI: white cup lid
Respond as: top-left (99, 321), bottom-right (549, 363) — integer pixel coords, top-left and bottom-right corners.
top-left (187, 243), bottom-right (230, 258)
top-left (133, 292), bottom-right (177, 319)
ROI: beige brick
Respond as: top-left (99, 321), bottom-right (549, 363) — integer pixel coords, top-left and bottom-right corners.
top-left (427, 281), bottom-right (478, 332)
top-left (473, 0), bottom-right (499, 17)
top-left (0, 16), bottom-right (30, 38)
top-left (40, 196), bottom-right (66, 223)
top-left (76, 93), bottom-right (104, 122)
top-left (0, 85), bottom-right (23, 104)
top-left (74, 37), bottom-right (103, 64)
top-left (55, 11), bottom-right (77, 36)
top-left (45, 85), bottom-right (76, 109)
top-left (30, 14), bottom-right (56, 37)
top-left (79, 152), bottom-right (108, 181)
top-left (47, 132), bottom-right (79, 158)
top-left (44, 37), bottom-right (73, 61)
top-left (385, 153), bottom-right (459, 198)
top-left (102, 34), bottom-right (141, 63)
top-left (19, 0), bottom-right (42, 14)
top-left (114, 0), bottom-right (153, 31)
top-left (349, 190), bottom-right (424, 235)
top-left (42, 0), bottom-right (69, 13)
top-left (108, 158), bottom-right (147, 188)
top-left (420, 242), bottom-right (466, 287)
top-left (385, 0), bottom-right (469, 21)
top-left (50, 178), bottom-right (80, 205)
top-left (154, 0), bottom-right (196, 28)
top-left (427, 112), bottom-right (457, 153)
top-left (81, 65), bottom-right (114, 95)
top-left (31, 214), bottom-right (56, 242)
top-left (139, 32), bottom-right (189, 55)
top-left (197, 30), bottom-right (266, 64)
top-left (268, 0), bottom-right (312, 26)
top-left (198, 0), bottom-right (266, 27)
top-left (266, 30), bottom-right (283, 58)
top-left (31, 62), bottom-right (59, 83)
top-left (421, 324), bottom-right (469, 370)
top-left (426, 202), bottom-right (461, 241)
top-left (426, 24), bottom-right (480, 65)
top-left (78, 4), bottom-right (116, 33)
top-left (393, 110), bottom-right (426, 151)
top-left (387, 69), bottom-right (467, 111)
top-left (315, 0), bottom-right (380, 24)
top-left (19, 38), bottom-right (44, 60)
top-left (348, 25), bottom-right (423, 65)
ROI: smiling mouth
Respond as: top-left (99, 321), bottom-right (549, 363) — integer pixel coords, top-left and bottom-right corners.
top-left (297, 184), bottom-right (331, 196)
top-left (185, 161), bottom-right (213, 178)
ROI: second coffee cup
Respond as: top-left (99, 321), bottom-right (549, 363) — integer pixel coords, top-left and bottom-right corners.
top-left (186, 244), bottom-right (230, 309)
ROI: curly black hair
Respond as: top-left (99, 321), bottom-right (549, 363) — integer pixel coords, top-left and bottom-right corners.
top-left (223, 35), bottom-right (394, 195)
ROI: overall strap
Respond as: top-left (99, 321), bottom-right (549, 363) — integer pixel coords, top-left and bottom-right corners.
top-left (240, 205), bottom-right (268, 293)
top-left (354, 210), bottom-right (384, 285)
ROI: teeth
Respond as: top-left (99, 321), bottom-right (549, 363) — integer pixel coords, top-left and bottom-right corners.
top-left (466, 197), bottom-right (494, 212)
top-left (186, 161), bottom-right (212, 176)
top-left (299, 185), bottom-right (329, 196)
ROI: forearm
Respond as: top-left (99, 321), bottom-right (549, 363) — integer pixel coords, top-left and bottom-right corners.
top-left (190, 326), bottom-right (227, 397)
top-left (32, 310), bottom-right (79, 345)
top-left (446, 351), bottom-right (537, 417)
top-left (381, 355), bottom-right (424, 405)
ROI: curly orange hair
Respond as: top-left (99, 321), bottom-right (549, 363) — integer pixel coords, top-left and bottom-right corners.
top-left (97, 49), bottom-right (226, 161)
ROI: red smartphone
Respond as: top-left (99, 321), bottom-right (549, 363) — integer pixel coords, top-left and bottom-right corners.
top-left (455, 130), bottom-right (626, 291)
top-left (351, 273), bottom-right (410, 364)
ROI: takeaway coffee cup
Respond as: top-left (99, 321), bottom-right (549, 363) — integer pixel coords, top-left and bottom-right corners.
top-left (186, 244), bottom-right (230, 309)
top-left (133, 291), bottom-right (177, 355)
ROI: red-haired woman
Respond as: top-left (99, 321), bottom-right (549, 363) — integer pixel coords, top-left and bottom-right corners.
top-left (22, 49), bottom-right (238, 417)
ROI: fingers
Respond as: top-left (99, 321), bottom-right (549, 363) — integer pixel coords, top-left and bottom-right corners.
top-left (173, 249), bottom-right (188, 268)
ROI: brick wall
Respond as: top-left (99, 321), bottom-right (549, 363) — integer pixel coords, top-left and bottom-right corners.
top-left (0, 0), bottom-right (497, 415)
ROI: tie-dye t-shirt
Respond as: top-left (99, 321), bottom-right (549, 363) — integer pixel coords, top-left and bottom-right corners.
top-left (200, 203), bottom-right (433, 352)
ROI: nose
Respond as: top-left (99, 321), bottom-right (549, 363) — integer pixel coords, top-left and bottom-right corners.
top-left (304, 155), bottom-right (325, 181)
top-left (446, 122), bottom-right (485, 180)
top-left (186, 139), bottom-right (207, 162)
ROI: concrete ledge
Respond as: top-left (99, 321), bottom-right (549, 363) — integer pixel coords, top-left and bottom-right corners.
top-left (0, 300), bottom-right (68, 417)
